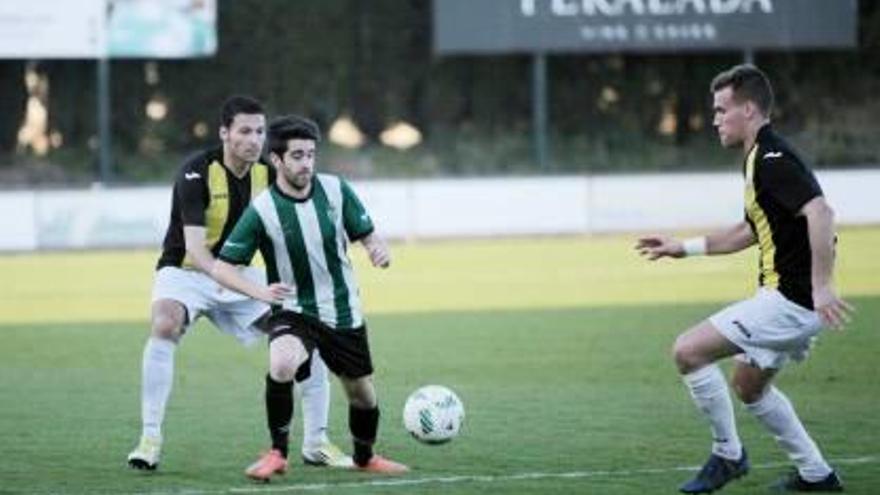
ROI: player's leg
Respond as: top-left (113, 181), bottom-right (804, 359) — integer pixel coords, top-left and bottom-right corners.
top-left (244, 326), bottom-right (311, 481)
top-left (299, 350), bottom-right (354, 467)
top-left (128, 298), bottom-right (187, 470)
top-left (734, 358), bottom-right (843, 491)
top-left (674, 320), bottom-right (746, 459)
top-left (227, 302), bottom-right (352, 468)
top-left (324, 326), bottom-right (407, 474)
top-left (337, 375), bottom-right (404, 474)
top-left (673, 319), bottom-right (749, 494)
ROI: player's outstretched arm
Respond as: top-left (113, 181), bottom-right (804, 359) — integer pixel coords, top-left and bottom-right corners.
top-left (801, 196), bottom-right (854, 329)
top-left (636, 222), bottom-right (755, 260)
top-left (210, 259), bottom-right (291, 304)
top-left (705, 221), bottom-right (756, 255)
top-left (360, 232), bottom-right (391, 268)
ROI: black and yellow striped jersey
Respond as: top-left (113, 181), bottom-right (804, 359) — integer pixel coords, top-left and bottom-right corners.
top-left (743, 125), bottom-right (823, 310)
top-left (157, 147), bottom-right (275, 270)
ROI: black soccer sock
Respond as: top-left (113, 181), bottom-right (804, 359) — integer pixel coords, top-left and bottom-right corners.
top-left (349, 405), bottom-right (380, 466)
top-left (265, 374), bottom-right (294, 458)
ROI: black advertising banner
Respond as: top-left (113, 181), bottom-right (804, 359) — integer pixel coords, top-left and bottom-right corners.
top-left (434, 0), bottom-right (857, 54)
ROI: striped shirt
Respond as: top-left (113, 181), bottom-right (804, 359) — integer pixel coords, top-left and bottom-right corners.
top-left (157, 147), bottom-right (272, 270)
top-left (743, 124), bottom-right (823, 309)
top-left (219, 174), bottom-right (375, 329)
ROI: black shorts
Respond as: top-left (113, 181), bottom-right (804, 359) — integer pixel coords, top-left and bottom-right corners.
top-left (267, 310), bottom-right (374, 380)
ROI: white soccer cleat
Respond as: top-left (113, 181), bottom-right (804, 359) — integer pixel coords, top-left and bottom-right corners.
top-left (127, 435), bottom-right (162, 471)
top-left (302, 442), bottom-right (355, 468)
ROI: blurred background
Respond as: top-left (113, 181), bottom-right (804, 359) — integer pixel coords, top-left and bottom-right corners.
top-left (1, 0), bottom-right (877, 186)
top-left (0, 0), bottom-right (877, 252)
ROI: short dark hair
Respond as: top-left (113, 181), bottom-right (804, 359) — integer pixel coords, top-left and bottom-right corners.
top-left (710, 64), bottom-right (774, 116)
top-left (220, 95), bottom-right (264, 128)
top-left (268, 115), bottom-right (321, 158)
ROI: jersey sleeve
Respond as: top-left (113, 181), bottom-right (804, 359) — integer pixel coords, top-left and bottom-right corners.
top-left (218, 206), bottom-right (265, 265)
top-left (340, 179), bottom-right (375, 241)
top-left (759, 154), bottom-right (823, 214)
top-left (177, 159), bottom-right (209, 226)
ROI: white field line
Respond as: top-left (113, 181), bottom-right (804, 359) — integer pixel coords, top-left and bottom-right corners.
top-left (107, 454), bottom-right (879, 495)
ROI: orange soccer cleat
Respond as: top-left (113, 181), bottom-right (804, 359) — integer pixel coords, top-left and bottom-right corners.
top-left (357, 454), bottom-right (409, 475)
top-left (244, 449), bottom-right (288, 482)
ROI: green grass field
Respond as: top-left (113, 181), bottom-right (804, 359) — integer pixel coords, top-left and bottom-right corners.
top-left (1, 229), bottom-right (878, 494)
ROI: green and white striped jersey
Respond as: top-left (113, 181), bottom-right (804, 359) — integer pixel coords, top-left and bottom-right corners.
top-left (219, 174), bottom-right (375, 329)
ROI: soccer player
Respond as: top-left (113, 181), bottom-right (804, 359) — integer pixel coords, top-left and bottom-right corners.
top-left (127, 96), bottom-right (351, 472)
top-left (210, 114), bottom-right (408, 480)
top-left (636, 65), bottom-right (853, 493)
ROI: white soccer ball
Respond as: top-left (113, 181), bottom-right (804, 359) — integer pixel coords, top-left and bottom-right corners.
top-left (402, 385), bottom-right (465, 444)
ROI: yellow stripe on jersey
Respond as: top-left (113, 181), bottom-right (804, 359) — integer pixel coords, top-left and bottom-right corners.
top-left (250, 163), bottom-right (269, 198)
top-left (249, 163), bottom-right (270, 268)
top-left (744, 146), bottom-right (780, 288)
top-left (204, 161), bottom-right (230, 250)
top-left (182, 162), bottom-right (270, 269)
top-left (182, 161), bottom-right (229, 268)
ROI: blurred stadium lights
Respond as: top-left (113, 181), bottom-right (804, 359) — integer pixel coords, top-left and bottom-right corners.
top-left (597, 86), bottom-right (620, 112)
top-left (380, 121), bottom-right (422, 150)
top-left (192, 121), bottom-right (210, 139)
top-left (144, 61), bottom-right (161, 85)
top-left (434, 0), bottom-right (857, 171)
top-left (49, 131), bottom-right (63, 149)
top-left (657, 99), bottom-right (677, 136)
top-left (145, 98), bottom-right (169, 121)
top-left (17, 64), bottom-right (50, 156)
top-left (17, 97), bottom-right (50, 156)
top-left (329, 116), bottom-right (365, 149)
top-left (689, 113), bottom-right (705, 132)
top-left (0, 0), bottom-right (218, 182)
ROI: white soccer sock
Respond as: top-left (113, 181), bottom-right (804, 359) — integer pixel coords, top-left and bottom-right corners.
top-left (682, 364), bottom-right (743, 460)
top-left (299, 351), bottom-right (331, 452)
top-left (141, 337), bottom-right (176, 440)
top-left (745, 386), bottom-right (832, 481)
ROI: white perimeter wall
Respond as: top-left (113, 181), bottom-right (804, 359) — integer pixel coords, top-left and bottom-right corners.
top-left (1, 169), bottom-right (878, 251)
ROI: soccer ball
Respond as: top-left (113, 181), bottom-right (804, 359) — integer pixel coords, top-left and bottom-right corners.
top-left (402, 385), bottom-right (465, 444)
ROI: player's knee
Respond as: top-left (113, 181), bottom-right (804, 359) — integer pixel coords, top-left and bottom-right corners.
top-left (269, 352), bottom-right (303, 382)
top-left (268, 340), bottom-right (308, 382)
top-left (672, 337), bottom-right (702, 374)
top-left (269, 360), bottom-right (297, 383)
top-left (151, 312), bottom-right (183, 342)
top-left (732, 377), bottom-right (766, 404)
top-left (344, 376), bottom-right (377, 409)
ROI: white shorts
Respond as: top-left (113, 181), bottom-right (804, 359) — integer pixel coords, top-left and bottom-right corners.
top-left (152, 266), bottom-right (270, 346)
top-left (709, 287), bottom-right (823, 370)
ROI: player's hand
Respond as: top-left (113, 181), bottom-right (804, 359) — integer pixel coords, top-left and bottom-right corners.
top-left (363, 234), bottom-right (391, 268)
top-left (812, 284), bottom-right (854, 330)
top-left (262, 283), bottom-right (294, 304)
top-left (368, 243), bottom-right (391, 268)
top-left (635, 235), bottom-right (685, 260)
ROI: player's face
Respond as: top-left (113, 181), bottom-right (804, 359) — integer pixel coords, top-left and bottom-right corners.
top-left (221, 113), bottom-right (266, 164)
top-left (712, 87), bottom-right (747, 148)
top-left (278, 139), bottom-right (316, 191)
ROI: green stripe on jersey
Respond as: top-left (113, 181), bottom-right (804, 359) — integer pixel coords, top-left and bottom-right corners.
top-left (271, 191), bottom-right (319, 319)
top-left (312, 180), bottom-right (353, 328)
top-left (316, 175), bottom-right (364, 328)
